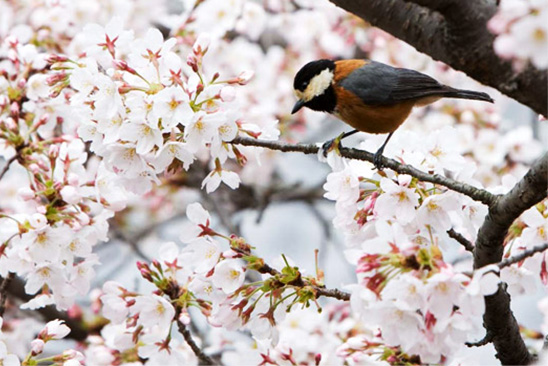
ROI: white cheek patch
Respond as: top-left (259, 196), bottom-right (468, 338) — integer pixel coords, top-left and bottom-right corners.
top-left (304, 68), bottom-right (333, 101)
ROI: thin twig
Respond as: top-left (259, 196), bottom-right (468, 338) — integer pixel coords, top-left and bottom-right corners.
top-left (315, 287), bottom-right (351, 301)
top-left (0, 272), bottom-right (14, 316)
top-left (238, 248), bottom-right (352, 301)
top-left (466, 331), bottom-right (493, 348)
top-left (497, 242), bottom-right (548, 270)
top-left (231, 137), bottom-right (497, 206)
top-left (176, 318), bottom-right (218, 365)
top-left (0, 155), bottom-right (18, 180)
top-left (447, 228), bottom-right (474, 252)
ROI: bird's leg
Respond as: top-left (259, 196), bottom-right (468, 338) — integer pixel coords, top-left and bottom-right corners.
top-left (373, 132), bottom-right (394, 170)
top-left (321, 130), bottom-right (359, 157)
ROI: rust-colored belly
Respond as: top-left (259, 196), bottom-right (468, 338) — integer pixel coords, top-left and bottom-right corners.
top-left (334, 86), bottom-right (415, 134)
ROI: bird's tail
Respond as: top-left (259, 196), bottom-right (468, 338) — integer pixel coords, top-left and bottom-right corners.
top-left (442, 87), bottom-right (494, 103)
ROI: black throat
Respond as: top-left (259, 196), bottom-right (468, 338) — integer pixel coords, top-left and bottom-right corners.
top-left (305, 85), bottom-right (336, 113)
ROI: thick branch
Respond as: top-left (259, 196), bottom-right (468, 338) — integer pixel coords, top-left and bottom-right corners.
top-left (473, 153), bottom-right (548, 365)
top-left (475, 153), bottom-right (548, 268)
top-left (329, 0), bottom-right (547, 116)
top-left (231, 137), bottom-right (496, 206)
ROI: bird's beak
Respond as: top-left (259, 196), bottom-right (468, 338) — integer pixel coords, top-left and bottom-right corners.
top-left (291, 99), bottom-right (305, 114)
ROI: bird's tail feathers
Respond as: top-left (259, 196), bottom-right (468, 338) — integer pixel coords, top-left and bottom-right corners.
top-left (442, 87), bottom-right (494, 103)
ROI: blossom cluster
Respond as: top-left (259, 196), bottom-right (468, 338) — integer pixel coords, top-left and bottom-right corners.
top-left (322, 140), bottom-right (510, 362)
top-left (320, 91), bottom-right (546, 361)
top-left (0, 35), bottom-right (118, 311)
top-left (94, 202), bottom-right (350, 364)
top-left (489, 0), bottom-right (548, 70)
top-left (0, 317), bottom-right (80, 366)
top-left (49, 19), bottom-right (269, 195)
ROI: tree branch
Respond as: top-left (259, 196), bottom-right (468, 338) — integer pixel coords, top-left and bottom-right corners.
top-left (329, 0), bottom-right (547, 116)
top-left (315, 287), bottom-right (351, 301)
top-left (176, 317), bottom-right (218, 366)
top-left (472, 152), bottom-right (548, 365)
top-left (231, 136), bottom-right (497, 206)
top-left (0, 155), bottom-right (18, 180)
top-left (232, 245), bottom-right (351, 301)
top-left (497, 242), bottom-right (548, 271)
top-left (447, 228), bottom-right (474, 252)
top-left (0, 273), bottom-right (14, 317)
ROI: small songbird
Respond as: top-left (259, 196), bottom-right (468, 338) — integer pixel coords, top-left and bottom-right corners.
top-left (292, 59), bottom-right (494, 169)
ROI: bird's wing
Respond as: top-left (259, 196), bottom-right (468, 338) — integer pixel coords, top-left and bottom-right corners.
top-left (338, 61), bottom-right (448, 105)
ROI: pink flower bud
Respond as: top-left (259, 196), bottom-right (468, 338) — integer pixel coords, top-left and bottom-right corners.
top-left (67, 305), bottom-right (83, 320)
top-left (187, 54), bottom-right (199, 72)
top-left (46, 72), bottom-right (66, 86)
top-left (237, 70), bottom-right (254, 85)
top-left (10, 101), bottom-right (19, 118)
top-left (113, 59), bottom-right (137, 74)
top-left (48, 144), bottom-right (59, 158)
top-left (31, 339), bottom-right (45, 355)
top-left (29, 163), bottom-right (40, 174)
top-left (222, 249), bottom-right (238, 258)
top-left (63, 349), bottom-right (82, 360)
top-left (46, 54), bottom-right (69, 64)
top-left (36, 114), bottom-right (50, 128)
top-left (220, 86), bottom-right (236, 102)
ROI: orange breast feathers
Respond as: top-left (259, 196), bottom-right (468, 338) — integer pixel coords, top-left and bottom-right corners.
top-left (334, 86), bottom-right (415, 134)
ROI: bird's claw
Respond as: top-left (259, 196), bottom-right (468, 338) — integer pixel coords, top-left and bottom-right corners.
top-left (321, 133), bottom-right (345, 157)
top-left (373, 150), bottom-right (385, 170)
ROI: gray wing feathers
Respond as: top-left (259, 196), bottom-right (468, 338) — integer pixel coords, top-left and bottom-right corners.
top-left (338, 61), bottom-right (449, 105)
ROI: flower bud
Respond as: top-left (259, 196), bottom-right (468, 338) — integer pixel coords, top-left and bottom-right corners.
top-left (220, 86), bottom-right (236, 102)
top-left (237, 70), bottom-right (254, 85)
top-left (30, 339), bottom-right (44, 355)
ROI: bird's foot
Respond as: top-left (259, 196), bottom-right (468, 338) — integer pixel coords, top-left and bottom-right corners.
top-left (321, 132), bottom-right (346, 157)
top-left (373, 149), bottom-right (385, 170)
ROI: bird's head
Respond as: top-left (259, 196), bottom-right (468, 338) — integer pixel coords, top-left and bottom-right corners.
top-left (292, 59), bottom-right (336, 114)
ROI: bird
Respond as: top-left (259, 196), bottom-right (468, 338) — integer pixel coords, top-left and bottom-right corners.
top-left (291, 59), bottom-right (494, 169)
